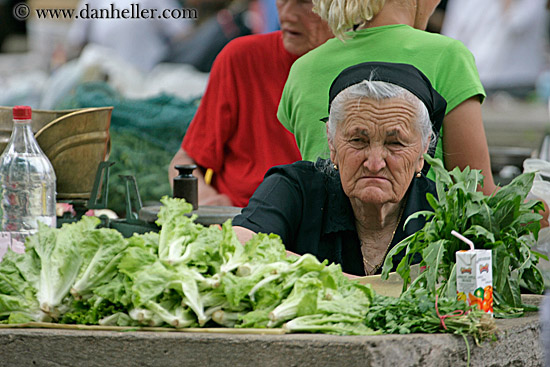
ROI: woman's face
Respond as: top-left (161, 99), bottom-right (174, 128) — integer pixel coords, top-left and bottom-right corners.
top-left (329, 97), bottom-right (427, 205)
top-left (276, 0), bottom-right (333, 56)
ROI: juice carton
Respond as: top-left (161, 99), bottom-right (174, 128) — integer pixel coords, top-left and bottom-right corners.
top-left (456, 249), bottom-right (493, 314)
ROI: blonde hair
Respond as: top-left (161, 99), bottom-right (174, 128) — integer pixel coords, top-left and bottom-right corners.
top-left (312, 0), bottom-right (386, 40)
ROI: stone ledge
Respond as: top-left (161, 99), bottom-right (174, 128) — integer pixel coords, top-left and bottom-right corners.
top-left (0, 304), bottom-right (543, 367)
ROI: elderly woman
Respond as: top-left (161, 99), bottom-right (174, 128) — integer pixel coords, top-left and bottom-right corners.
top-left (233, 62), bottom-right (446, 276)
top-left (278, 0), bottom-right (498, 197)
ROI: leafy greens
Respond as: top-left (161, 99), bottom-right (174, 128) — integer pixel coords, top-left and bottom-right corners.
top-left (382, 155), bottom-right (546, 317)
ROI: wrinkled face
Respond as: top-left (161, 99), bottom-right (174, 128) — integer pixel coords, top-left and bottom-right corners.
top-left (329, 97), bottom-right (427, 205)
top-left (276, 0), bottom-right (333, 56)
top-left (414, 0), bottom-right (441, 30)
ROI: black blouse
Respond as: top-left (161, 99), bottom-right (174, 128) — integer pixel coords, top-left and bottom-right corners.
top-left (232, 159), bottom-right (437, 276)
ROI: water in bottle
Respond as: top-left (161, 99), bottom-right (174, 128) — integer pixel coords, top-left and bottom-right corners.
top-left (0, 106), bottom-right (56, 260)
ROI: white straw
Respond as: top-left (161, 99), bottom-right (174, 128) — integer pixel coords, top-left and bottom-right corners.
top-left (451, 230), bottom-right (475, 250)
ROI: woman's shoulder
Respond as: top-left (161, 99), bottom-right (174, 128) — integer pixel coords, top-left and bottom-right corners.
top-left (265, 159), bottom-right (325, 178)
top-left (376, 26), bottom-right (473, 60)
top-left (263, 159), bottom-right (338, 189)
top-left (417, 31), bottom-right (477, 65)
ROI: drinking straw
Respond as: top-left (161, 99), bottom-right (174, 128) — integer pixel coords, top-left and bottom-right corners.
top-left (451, 230), bottom-right (475, 250)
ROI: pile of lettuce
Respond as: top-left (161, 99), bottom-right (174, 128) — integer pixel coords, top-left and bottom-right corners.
top-left (0, 197), bottom-right (376, 335)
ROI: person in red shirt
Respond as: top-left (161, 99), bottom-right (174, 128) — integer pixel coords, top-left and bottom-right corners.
top-left (169, 0), bottom-right (333, 207)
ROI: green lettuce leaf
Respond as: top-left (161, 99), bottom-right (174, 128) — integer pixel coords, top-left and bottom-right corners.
top-left (70, 227), bottom-right (128, 299)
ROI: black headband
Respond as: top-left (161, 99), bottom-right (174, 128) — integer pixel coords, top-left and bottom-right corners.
top-left (325, 62), bottom-right (446, 136)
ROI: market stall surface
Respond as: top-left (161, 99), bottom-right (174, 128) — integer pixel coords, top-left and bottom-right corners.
top-left (0, 295), bottom-right (543, 367)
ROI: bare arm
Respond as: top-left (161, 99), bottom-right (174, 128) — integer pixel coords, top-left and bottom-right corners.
top-left (169, 147), bottom-right (233, 206)
top-left (442, 97), bottom-right (497, 196)
top-left (234, 226), bottom-right (361, 278)
top-left (233, 226), bottom-right (256, 244)
top-left (233, 226), bottom-right (304, 260)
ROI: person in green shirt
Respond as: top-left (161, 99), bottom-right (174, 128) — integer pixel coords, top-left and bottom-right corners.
top-left (277, 0), bottom-right (497, 195)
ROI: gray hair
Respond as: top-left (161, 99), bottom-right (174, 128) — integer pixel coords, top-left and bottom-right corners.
top-left (326, 80), bottom-right (435, 151)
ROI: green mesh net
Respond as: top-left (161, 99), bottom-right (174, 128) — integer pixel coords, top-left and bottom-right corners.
top-left (56, 82), bottom-right (200, 214)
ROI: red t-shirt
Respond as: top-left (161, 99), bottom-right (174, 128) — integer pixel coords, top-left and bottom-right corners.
top-left (182, 31), bottom-right (301, 207)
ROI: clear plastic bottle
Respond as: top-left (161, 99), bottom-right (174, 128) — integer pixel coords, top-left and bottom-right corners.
top-left (0, 106), bottom-right (56, 256)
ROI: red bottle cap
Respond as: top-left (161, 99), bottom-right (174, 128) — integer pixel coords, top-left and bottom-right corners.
top-left (13, 106), bottom-right (32, 120)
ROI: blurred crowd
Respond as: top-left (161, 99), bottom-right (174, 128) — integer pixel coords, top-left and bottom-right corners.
top-left (442, 0), bottom-right (549, 100)
top-left (0, 0), bottom-right (276, 73)
top-left (1, 0), bottom-right (549, 101)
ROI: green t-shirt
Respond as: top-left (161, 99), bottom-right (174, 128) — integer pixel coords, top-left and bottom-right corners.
top-left (277, 24), bottom-right (486, 179)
